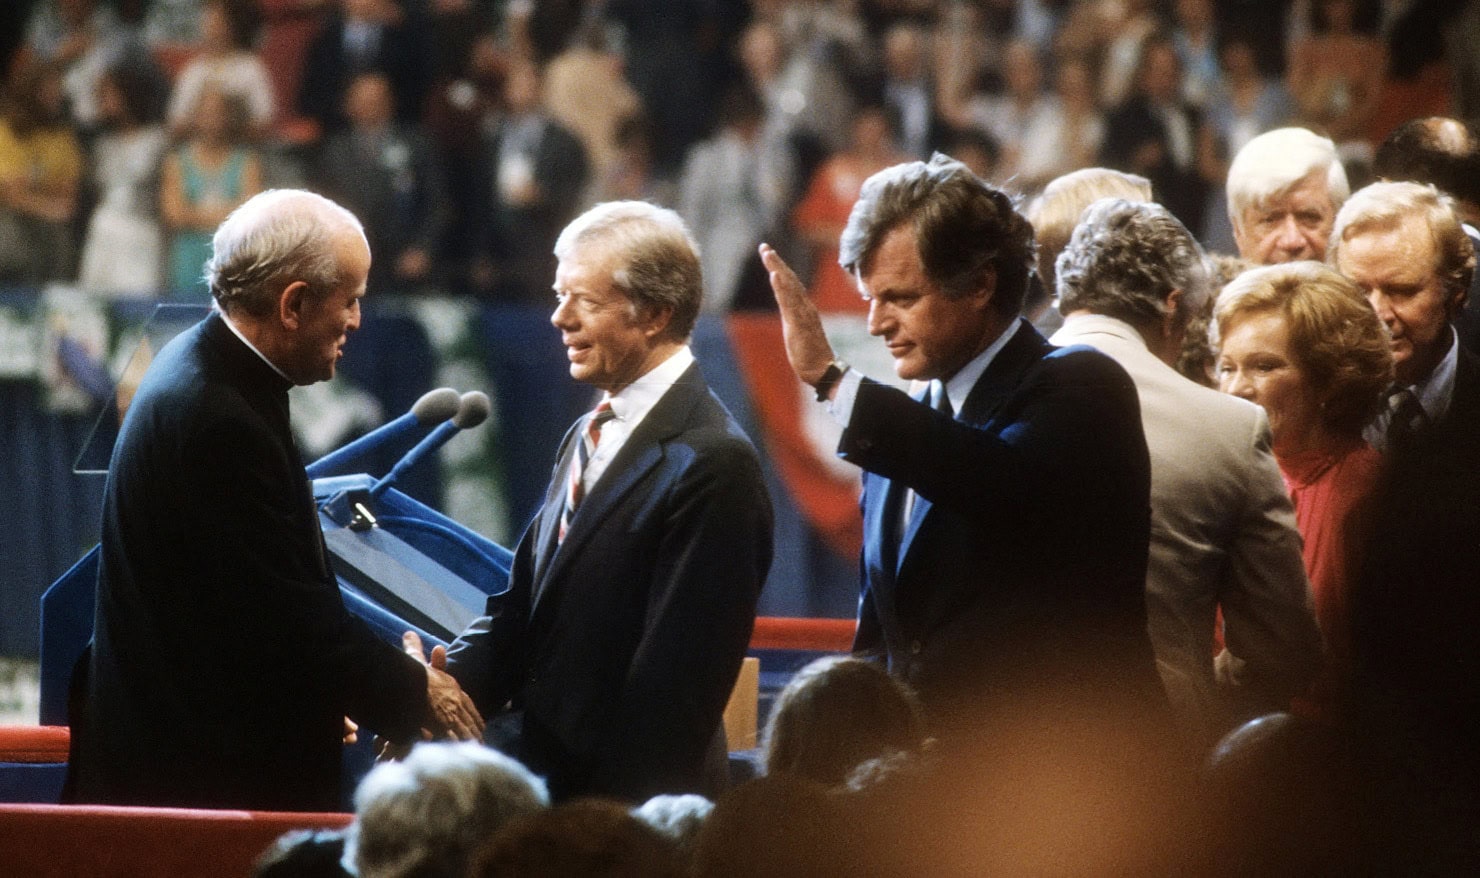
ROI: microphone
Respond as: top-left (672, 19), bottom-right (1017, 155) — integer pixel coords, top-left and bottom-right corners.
top-left (367, 391), bottom-right (491, 499)
top-left (306, 387), bottom-right (460, 478)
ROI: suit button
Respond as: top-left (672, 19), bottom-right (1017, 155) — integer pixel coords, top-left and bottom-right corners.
top-left (910, 640), bottom-right (922, 655)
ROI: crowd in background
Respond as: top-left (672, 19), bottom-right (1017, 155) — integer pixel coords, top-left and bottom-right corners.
top-left (1, 0), bottom-right (1475, 305)
top-left (6, 0), bottom-right (1480, 874)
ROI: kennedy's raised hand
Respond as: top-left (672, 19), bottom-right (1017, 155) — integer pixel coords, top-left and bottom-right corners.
top-left (760, 243), bottom-right (837, 387)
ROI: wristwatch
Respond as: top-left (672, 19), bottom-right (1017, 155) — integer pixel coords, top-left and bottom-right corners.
top-left (812, 359), bottom-right (849, 402)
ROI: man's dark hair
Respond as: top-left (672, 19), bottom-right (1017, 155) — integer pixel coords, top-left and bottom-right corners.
top-left (1374, 117), bottom-right (1480, 209)
top-left (839, 154), bottom-right (1036, 319)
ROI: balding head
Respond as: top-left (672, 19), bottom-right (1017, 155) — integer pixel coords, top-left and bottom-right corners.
top-left (1374, 116), bottom-right (1480, 224)
top-left (207, 189), bottom-right (366, 319)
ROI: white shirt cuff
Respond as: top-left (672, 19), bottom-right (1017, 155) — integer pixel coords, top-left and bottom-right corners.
top-left (825, 367), bottom-right (863, 426)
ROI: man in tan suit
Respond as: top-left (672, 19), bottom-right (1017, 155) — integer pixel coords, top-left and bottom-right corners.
top-left (1051, 197), bottom-right (1322, 745)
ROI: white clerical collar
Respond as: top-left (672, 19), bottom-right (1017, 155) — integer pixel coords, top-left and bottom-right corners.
top-left (1411, 325), bottom-right (1459, 423)
top-left (602, 345), bottom-right (694, 426)
top-left (218, 307), bottom-right (293, 383)
top-left (940, 319), bottom-right (1020, 414)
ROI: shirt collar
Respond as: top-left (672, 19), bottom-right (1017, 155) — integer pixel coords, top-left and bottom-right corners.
top-left (603, 345), bottom-right (694, 425)
top-left (939, 319), bottom-right (1020, 414)
top-left (218, 307), bottom-right (293, 383)
top-left (1410, 325), bottom-right (1458, 423)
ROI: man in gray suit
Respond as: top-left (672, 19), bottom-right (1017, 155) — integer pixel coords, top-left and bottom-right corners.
top-left (1051, 198), bottom-right (1322, 745)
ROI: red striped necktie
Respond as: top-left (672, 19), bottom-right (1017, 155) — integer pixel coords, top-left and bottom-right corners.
top-left (559, 400), bottom-right (616, 543)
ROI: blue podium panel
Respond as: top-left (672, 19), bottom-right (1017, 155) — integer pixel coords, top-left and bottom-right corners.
top-left (39, 480), bottom-right (514, 729)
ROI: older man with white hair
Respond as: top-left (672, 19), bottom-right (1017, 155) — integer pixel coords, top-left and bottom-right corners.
top-left (1051, 198), bottom-right (1321, 745)
top-left (66, 189), bottom-right (484, 811)
top-left (1226, 127), bottom-right (1349, 264)
top-left (348, 741), bottom-right (549, 878)
top-left (1330, 181), bottom-right (1480, 452)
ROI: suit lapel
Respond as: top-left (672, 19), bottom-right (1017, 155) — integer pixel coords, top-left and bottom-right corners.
top-left (529, 364), bottom-right (706, 622)
top-left (957, 318), bottom-right (1050, 427)
top-left (530, 422), bottom-right (582, 593)
top-left (895, 320), bottom-right (1049, 577)
top-left (891, 384), bottom-right (932, 573)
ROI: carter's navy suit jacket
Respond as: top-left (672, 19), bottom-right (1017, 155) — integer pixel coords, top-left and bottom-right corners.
top-left (447, 362), bottom-right (772, 801)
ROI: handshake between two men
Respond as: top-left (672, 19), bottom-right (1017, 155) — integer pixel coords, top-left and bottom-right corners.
top-left (380, 631), bottom-right (484, 751)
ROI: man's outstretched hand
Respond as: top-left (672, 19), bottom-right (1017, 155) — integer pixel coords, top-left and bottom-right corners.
top-left (403, 630), bottom-right (485, 742)
top-left (760, 242), bottom-right (837, 387)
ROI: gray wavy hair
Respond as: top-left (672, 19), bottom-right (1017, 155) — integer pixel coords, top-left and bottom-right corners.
top-left (206, 189), bottom-right (364, 318)
top-left (347, 741), bottom-right (550, 878)
top-left (1056, 198), bottom-right (1211, 326)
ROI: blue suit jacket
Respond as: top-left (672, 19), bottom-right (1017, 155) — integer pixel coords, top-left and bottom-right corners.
top-left (843, 320), bottom-right (1165, 730)
top-left (447, 362), bottom-right (772, 801)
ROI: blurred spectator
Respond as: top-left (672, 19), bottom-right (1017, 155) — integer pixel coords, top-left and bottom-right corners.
top-left (1217, 0), bottom-right (1291, 80)
top-left (471, 59), bottom-right (587, 303)
top-left (607, 0), bottom-right (749, 178)
top-left (314, 71), bottom-right (448, 294)
top-left (144, 0), bottom-right (205, 47)
top-left (632, 793), bottom-right (714, 871)
top-left (938, 125), bottom-right (999, 182)
top-left (1197, 30), bottom-right (1297, 251)
top-left (258, 0), bottom-right (337, 141)
top-left (1447, 1), bottom-right (1480, 123)
top-left (691, 775), bottom-right (860, 878)
top-left (1287, 0), bottom-right (1385, 165)
top-left (1201, 713), bottom-right (1366, 876)
top-left (299, 0), bottom-right (431, 136)
top-left (425, 0), bottom-right (487, 83)
top-left (160, 88), bottom-right (263, 296)
top-left (678, 83), bottom-right (796, 314)
top-left (761, 655), bottom-right (927, 788)
top-left (1225, 127), bottom-right (1347, 264)
top-left (345, 741), bottom-right (549, 878)
top-left (791, 103), bottom-right (907, 313)
top-left (1013, 54), bottom-right (1106, 193)
top-left (165, 0), bottom-right (274, 139)
top-left (422, 29), bottom-right (503, 289)
top-left (1102, 34), bottom-right (1210, 235)
top-left (944, 39), bottom-right (1051, 189)
top-left (472, 799), bottom-right (685, 878)
top-left (737, 18), bottom-right (853, 166)
top-left (1093, 0), bottom-right (1163, 108)
top-left (1170, 0), bottom-right (1221, 109)
top-left (16, 0), bottom-right (141, 133)
top-left (875, 22), bottom-right (939, 160)
top-left (543, 23), bottom-right (642, 194)
top-left (1010, 0), bottom-right (1065, 54)
top-left (0, 62), bottom-right (83, 285)
top-left (1213, 262), bottom-right (1392, 712)
top-left (77, 55), bottom-right (170, 296)
top-left (253, 829), bottom-right (351, 878)
top-left (592, 112), bottom-right (673, 208)
top-left (1374, 117), bottom-right (1480, 227)
top-left (952, 41), bottom-right (1102, 194)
